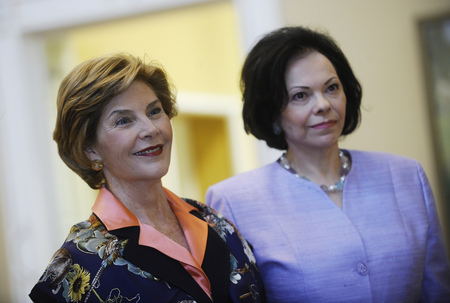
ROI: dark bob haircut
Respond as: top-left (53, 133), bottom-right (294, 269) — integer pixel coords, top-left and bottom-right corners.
top-left (241, 26), bottom-right (362, 150)
top-left (53, 53), bottom-right (178, 189)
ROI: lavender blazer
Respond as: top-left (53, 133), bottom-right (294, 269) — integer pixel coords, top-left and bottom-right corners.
top-left (206, 150), bottom-right (450, 302)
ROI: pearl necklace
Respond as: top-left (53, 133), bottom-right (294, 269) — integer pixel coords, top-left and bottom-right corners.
top-left (278, 150), bottom-right (351, 193)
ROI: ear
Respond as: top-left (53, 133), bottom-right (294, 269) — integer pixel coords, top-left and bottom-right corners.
top-left (84, 145), bottom-right (101, 162)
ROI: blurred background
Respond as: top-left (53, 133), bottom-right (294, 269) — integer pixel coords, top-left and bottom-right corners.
top-left (0, 0), bottom-right (449, 301)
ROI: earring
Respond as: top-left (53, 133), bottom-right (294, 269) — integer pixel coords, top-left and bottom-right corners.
top-left (91, 160), bottom-right (103, 171)
top-left (273, 123), bottom-right (282, 135)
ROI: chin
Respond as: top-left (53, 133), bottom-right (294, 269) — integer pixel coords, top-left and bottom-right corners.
top-left (151, 166), bottom-right (170, 181)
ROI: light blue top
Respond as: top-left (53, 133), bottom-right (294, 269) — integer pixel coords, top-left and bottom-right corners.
top-left (206, 150), bottom-right (450, 302)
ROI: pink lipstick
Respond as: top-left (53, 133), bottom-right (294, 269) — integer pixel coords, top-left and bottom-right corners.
top-left (134, 145), bottom-right (163, 157)
top-left (310, 120), bottom-right (336, 129)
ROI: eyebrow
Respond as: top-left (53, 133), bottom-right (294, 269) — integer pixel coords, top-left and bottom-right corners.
top-left (146, 99), bottom-right (160, 110)
top-left (289, 76), bottom-right (338, 90)
top-left (324, 77), bottom-right (338, 85)
top-left (107, 99), bottom-right (159, 119)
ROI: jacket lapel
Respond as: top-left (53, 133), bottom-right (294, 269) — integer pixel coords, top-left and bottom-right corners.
top-left (202, 224), bottom-right (231, 303)
top-left (189, 208), bottom-right (231, 303)
top-left (108, 207), bottom-right (232, 303)
top-left (111, 226), bottom-right (213, 303)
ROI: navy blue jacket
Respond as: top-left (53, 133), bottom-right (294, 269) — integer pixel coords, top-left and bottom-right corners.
top-left (30, 198), bottom-right (265, 303)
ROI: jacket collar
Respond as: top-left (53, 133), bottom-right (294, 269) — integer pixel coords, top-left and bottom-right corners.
top-left (92, 187), bottom-right (230, 303)
top-left (111, 211), bottom-right (230, 303)
top-left (92, 186), bottom-right (208, 265)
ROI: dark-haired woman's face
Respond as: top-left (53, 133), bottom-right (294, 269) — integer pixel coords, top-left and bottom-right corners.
top-left (281, 51), bottom-right (346, 153)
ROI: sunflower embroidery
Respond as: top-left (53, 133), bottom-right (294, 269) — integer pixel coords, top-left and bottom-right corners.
top-left (66, 264), bottom-right (90, 302)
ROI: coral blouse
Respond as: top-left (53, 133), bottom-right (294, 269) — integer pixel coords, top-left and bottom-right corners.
top-left (92, 186), bottom-right (211, 299)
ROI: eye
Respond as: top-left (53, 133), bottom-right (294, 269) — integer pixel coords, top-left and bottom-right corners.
top-left (293, 91), bottom-right (307, 101)
top-left (327, 83), bottom-right (340, 92)
top-left (115, 117), bottom-right (132, 126)
top-left (148, 107), bottom-right (162, 117)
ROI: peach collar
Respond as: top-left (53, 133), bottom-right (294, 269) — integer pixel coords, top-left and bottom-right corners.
top-left (91, 186), bottom-right (208, 268)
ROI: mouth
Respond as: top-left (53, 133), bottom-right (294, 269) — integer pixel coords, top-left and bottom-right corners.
top-left (134, 145), bottom-right (163, 156)
top-left (310, 120), bottom-right (337, 129)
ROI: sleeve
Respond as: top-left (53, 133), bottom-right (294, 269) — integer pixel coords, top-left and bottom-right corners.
top-left (29, 245), bottom-right (73, 303)
top-left (417, 162), bottom-right (450, 302)
top-left (29, 286), bottom-right (61, 303)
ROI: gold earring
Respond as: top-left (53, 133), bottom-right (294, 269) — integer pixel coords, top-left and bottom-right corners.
top-left (91, 160), bottom-right (103, 171)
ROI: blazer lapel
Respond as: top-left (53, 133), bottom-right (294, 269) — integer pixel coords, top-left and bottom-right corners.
top-left (111, 226), bottom-right (213, 303)
top-left (202, 225), bottom-right (231, 303)
top-left (190, 209), bottom-right (231, 303)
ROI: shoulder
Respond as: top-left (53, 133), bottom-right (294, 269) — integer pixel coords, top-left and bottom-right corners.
top-left (30, 215), bottom-right (129, 303)
top-left (347, 150), bottom-right (429, 191)
top-left (183, 198), bottom-right (257, 263)
top-left (348, 149), bottom-right (421, 171)
top-left (208, 162), bottom-right (281, 193)
top-left (182, 197), bottom-right (265, 300)
top-left (183, 198), bottom-right (242, 238)
top-left (65, 214), bottom-right (110, 242)
top-left (349, 149), bottom-right (414, 162)
top-left (43, 214), bottom-right (127, 280)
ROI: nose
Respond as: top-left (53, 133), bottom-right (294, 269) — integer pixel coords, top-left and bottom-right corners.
top-left (139, 118), bottom-right (160, 139)
top-left (313, 94), bottom-right (331, 115)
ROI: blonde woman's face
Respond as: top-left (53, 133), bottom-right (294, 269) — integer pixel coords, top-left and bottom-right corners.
top-left (85, 81), bottom-right (173, 186)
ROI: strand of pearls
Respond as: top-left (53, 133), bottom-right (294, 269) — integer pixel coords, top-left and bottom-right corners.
top-left (278, 150), bottom-right (351, 193)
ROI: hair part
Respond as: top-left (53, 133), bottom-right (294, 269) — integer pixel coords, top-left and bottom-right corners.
top-left (53, 53), bottom-right (178, 189)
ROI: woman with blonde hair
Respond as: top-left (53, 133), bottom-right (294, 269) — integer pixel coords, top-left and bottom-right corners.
top-left (30, 53), bottom-right (265, 303)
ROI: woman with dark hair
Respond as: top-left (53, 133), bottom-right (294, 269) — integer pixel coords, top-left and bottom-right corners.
top-left (29, 53), bottom-right (265, 303)
top-left (206, 26), bottom-right (450, 302)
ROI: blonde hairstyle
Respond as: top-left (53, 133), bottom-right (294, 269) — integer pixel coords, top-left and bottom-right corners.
top-left (53, 53), bottom-right (178, 189)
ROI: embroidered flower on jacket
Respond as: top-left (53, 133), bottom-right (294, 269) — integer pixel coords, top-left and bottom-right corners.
top-left (66, 264), bottom-right (90, 302)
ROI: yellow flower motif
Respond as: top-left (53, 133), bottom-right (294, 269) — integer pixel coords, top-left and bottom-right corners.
top-left (67, 264), bottom-right (90, 302)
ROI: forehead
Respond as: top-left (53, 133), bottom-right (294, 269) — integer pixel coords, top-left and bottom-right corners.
top-left (285, 51), bottom-right (337, 83)
top-left (104, 81), bottom-right (158, 111)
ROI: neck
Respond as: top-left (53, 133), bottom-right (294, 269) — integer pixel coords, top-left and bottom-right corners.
top-left (104, 178), bottom-right (172, 225)
top-left (104, 177), bottom-right (189, 251)
top-left (285, 146), bottom-right (342, 185)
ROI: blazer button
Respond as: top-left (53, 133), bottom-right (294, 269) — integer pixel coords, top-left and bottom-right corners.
top-left (356, 262), bottom-right (369, 276)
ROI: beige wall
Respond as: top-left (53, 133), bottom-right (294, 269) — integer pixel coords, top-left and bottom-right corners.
top-left (1, 1), bottom-right (449, 301)
top-left (278, 0), bottom-right (450, 250)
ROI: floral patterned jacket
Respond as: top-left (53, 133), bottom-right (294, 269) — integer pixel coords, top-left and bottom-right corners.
top-left (29, 198), bottom-right (265, 303)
